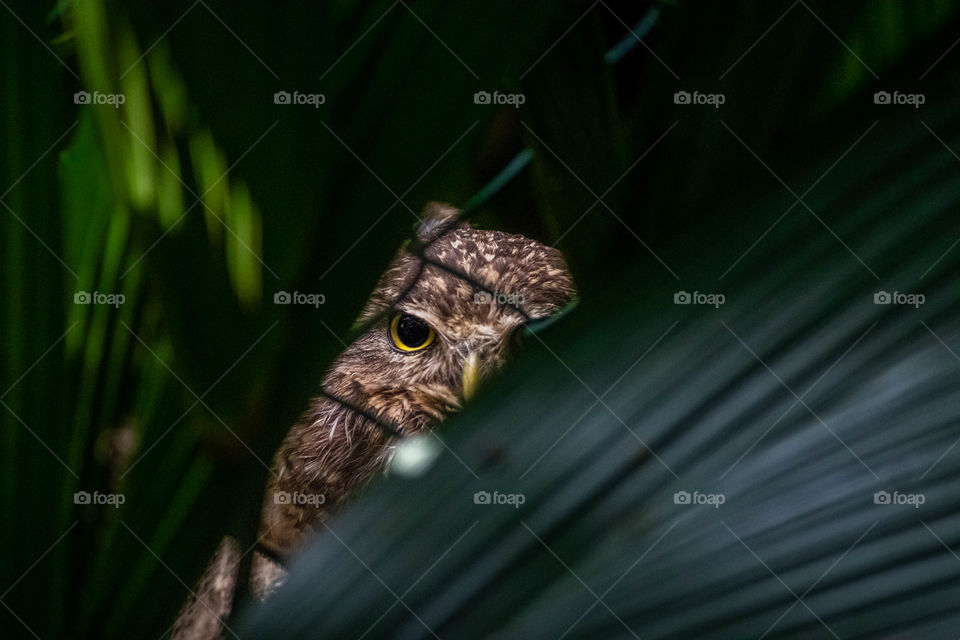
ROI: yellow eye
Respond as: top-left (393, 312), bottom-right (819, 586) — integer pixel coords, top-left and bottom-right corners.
top-left (390, 313), bottom-right (436, 352)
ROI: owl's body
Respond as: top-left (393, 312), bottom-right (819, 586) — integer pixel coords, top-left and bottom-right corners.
top-left (173, 204), bottom-right (575, 639)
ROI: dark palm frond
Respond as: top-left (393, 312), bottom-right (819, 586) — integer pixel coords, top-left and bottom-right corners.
top-left (235, 100), bottom-right (960, 640)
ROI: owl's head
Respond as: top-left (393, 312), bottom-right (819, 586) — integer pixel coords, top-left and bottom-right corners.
top-left (323, 203), bottom-right (576, 433)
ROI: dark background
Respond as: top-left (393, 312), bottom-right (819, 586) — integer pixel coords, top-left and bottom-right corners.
top-left (2, 1), bottom-right (960, 638)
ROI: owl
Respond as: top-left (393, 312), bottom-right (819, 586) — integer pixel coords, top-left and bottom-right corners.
top-left (173, 203), bottom-right (576, 639)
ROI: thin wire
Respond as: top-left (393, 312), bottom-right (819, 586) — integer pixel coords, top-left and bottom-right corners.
top-left (318, 389), bottom-right (403, 439)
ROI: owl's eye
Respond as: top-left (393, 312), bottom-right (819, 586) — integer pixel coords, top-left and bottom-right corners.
top-left (390, 313), bottom-right (436, 352)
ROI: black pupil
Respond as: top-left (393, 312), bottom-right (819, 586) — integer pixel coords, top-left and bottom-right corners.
top-left (397, 315), bottom-right (430, 347)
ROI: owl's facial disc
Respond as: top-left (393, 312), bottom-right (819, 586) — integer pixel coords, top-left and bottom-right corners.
top-left (388, 311), bottom-right (483, 403)
top-left (342, 218), bottom-right (576, 431)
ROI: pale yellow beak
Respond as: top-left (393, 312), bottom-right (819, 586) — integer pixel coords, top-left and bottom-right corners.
top-left (461, 352), bottom-right (480, 402)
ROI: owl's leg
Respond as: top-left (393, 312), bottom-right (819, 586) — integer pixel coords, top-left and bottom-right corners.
top-left (171, 536), bottom-right (240, 640)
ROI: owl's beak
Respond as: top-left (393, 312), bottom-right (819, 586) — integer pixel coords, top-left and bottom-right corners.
top-left (461, 352), bottom-right (480, 402)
